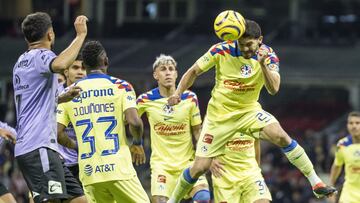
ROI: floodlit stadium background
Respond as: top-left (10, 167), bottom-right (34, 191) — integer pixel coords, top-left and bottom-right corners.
top-left (0, 0), bottom-right (359, 202)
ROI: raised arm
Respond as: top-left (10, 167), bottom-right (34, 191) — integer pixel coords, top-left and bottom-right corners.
top-left (257, 48), bottom-right (280, 95)
top-left (168, 64), bottom-right (204, 105)
top-left (51, 16), bottom-right (88, 72)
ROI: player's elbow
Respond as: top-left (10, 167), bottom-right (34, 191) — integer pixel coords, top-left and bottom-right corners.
top-left (51, 59), bottom-right (67, 73)
top-left (269, 87), bottom-right (279, 95)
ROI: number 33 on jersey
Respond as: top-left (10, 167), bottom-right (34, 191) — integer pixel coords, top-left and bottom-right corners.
top-left (57, 73), bottom-right (138, 186)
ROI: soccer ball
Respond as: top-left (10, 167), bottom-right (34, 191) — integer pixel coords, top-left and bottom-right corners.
top-left (214, 10), bottom-right (246, 41)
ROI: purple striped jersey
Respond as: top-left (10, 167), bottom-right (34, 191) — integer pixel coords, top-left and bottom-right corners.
top-left (13, 48), bottom-right (59, 156)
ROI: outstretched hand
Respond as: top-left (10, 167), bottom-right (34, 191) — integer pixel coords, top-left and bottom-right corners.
top-left (74, 15), bottom-right (88, 36)
top-left (59, 86), bottom-right (82, 103)
top-left (210, 159), bottom-right (226, 178)
top-left (168, 94), bottom-right (181, 106)
top-left (257, 46), bottom-right (269, 65)
top-left (130, 145), bottom-right (146, 166)
top-left (0, 128), bottom-right (16, 144)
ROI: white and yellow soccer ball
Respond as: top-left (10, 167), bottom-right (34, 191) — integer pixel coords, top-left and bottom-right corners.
top-left (214, 10), bottom-right (246, 41)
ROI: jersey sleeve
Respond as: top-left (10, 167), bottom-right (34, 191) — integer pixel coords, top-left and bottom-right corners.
top-left (57, 103), bottom-right (71, 127)
top-left (122, 84), bottom-right (137, 112)
top-left (36, 49), bottom-right (57, 73)
top-left (189, 93), bottom-right (202, 126)
top-left (261, 45), bottom-right (280, 72)
top-left (334, 145), bottom-right (344, 166)
top-left (195, 45), bottom-right (218, 72)
top-left (136, 95), bottom-right (146, 116)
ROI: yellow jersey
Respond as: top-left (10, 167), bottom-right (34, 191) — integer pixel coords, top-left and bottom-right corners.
top-left (196, 41), bottom-right (280, 121)
top-left (212, 133), bottom-right (261, 187)
top-left (57, 73), bottom-right (138, 186)
top-left (334, 135), bottom-right (360, 202)
top-left (137, 88), bottom-right (201, 171)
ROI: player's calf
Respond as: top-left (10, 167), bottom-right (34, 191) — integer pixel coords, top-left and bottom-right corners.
top-left (190, 157), bottom-right (213, 178)
top-left (260, 123), bottom-right (292, 147)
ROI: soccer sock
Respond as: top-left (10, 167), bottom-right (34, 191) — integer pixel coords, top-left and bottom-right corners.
top-left (168, 168), bottom-right (198, 203)
top-left (282, 140), bottom-right (322, 187)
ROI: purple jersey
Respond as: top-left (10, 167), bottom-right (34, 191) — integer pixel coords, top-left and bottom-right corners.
top-left (57, 84), bottom-right (78, 166)
top-left (13, 48), bottom-right (59, 156)
top-left (0, 121), bottom-right (17, 147)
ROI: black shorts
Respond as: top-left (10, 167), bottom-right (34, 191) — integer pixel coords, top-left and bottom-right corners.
top-left (67, 164), bottom-right (81, 185)
top-left (0, 182), bottom-right (9, 196)
top-left (16, 148), bottom-right (84, 203)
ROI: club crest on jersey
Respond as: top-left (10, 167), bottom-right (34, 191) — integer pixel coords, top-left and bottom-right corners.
top-left (157, 175), bottom-right (167, 183)
top-left (240, 64), bottom-right (253, 78)
top-left (202, 134), bottom-right (214, 144)
top-left (163, 104), bottom-right (174, 115)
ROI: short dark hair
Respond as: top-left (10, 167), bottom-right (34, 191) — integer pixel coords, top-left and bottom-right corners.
top-left (82, 41), bottom-right (106, 69)
top-left (21, 12), bottom-right (52, 43)
top-left (242, 19), bottom-right (262, 39)
top-left (349, 111), bottom-right (360, 118)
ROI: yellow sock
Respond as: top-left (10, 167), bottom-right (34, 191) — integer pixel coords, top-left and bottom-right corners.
top-left (283, 140), bottom-right (322, 187)
top-left (168, 168), bottom-right (197, 203)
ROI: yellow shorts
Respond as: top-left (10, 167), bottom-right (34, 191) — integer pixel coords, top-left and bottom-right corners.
top-left (213, 174), bottom-right (272, 203)
top-left (84, 176), bottom-right (150, 203)
top-left (339, 188), bottom-right (360, 203)
top-left (196, 109), bottom-right (278, 157)
top-left (151, 168), bottom-right (208, 198)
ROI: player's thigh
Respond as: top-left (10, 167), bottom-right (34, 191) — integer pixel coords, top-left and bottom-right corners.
top-left (151, 168), bottom-right (176, 198)
top-left (16, 148), bottom-right (70, 203)
top-left (84, 182), bottom-right (114, 203)
top-left (213, 185), bottom-right (240, 203)
top-left (187, 174), bottom-right (209, 199)
top-left (111, 178), bottom-right (150, 203)
top-left (238, 110), bottom-right (278, 138)
top-left (196, 117), bottom-right (238, 158)
top-left (241, 177), bottom-right (272, 203)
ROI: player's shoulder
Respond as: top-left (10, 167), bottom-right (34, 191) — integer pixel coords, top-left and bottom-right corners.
top-left (31, 48), bottom-right (56, 61)
top-left (77, 74), bottom-right (134, 92)
top-left (109, 76), bottom-right (134, 92)
top-left (136, 88), bottom-right (163, 104)
top-left (208, 40), bottom-right (240, 57)
top-left (181, 90), bottom-right (199, 105)
top-left (337, 135), bottom-right (353, 148)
